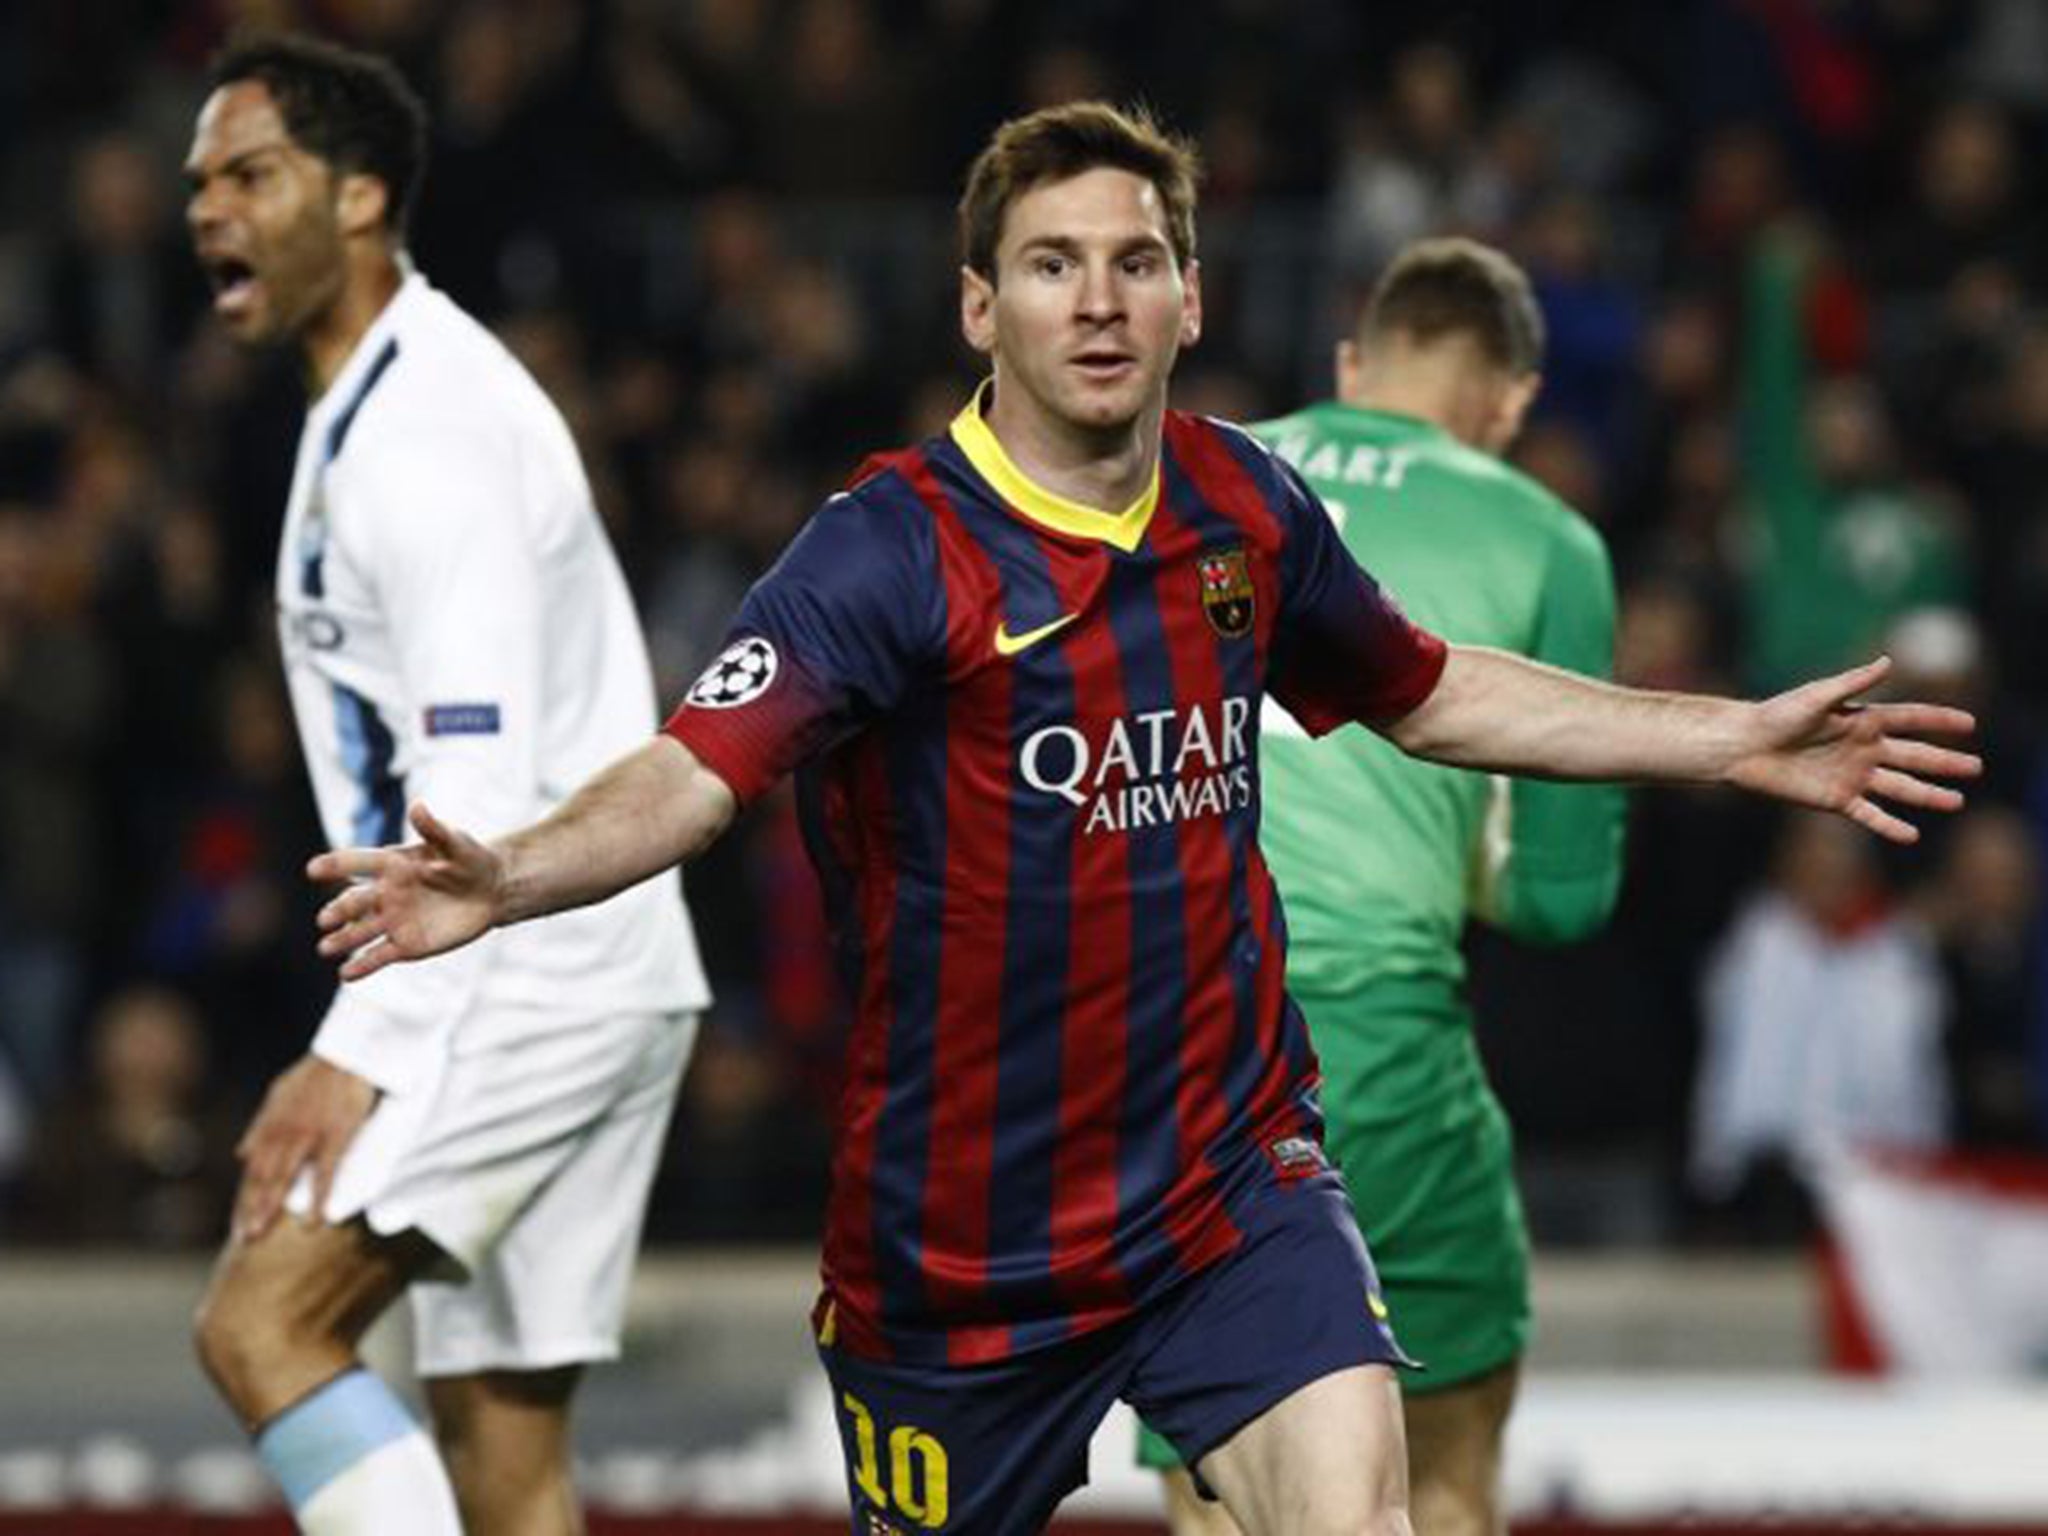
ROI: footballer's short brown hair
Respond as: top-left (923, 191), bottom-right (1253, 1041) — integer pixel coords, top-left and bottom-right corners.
top-left (958, 102), bottom-right (1201, 280)
top-left (1362, 237), bottom-right (1546, 375)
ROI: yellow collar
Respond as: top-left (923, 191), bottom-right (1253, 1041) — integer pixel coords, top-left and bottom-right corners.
top-left (948, 382), bottom-right (1158, 552)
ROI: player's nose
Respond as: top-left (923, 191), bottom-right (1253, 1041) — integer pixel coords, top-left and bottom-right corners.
top-left (186, 180), bottom-right (227, 235)
top-left (1074, 258), bottom-right (1124, 321)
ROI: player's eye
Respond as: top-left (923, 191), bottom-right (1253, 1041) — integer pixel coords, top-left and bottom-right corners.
top-left (1031, 253), bottom-right (1071, 278)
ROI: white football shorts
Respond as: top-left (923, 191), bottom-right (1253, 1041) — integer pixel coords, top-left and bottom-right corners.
top-left (288, 1007), bottom-right (697, 1375)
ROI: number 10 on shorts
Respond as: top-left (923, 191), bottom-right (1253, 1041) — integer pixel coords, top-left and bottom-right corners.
top-left (841, 1391), bottom-right (950, 1528)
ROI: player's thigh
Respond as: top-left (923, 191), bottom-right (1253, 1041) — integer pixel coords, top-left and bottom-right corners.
top-left (1402, 1360), bottom-right (1519, 1536)
top-left (1127, 1172), bottom-right (1409, 1481)
top-left (818, 1334), bottom-right (1128, 1536)
top-left (1160, 1465), bottom-right (1247, 1536)
top-left (200, 1215), bottom-right (437, 1347)
top-left (1196, 1364), bottom-right (1408, 1536)
top-left (405, 1011), bottom-right (694, 1377)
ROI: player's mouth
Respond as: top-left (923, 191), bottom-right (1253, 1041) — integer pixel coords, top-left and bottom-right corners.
top-left (1070, 348), bottom-right (1138, 383)
top-left (203, 255), bottom-right (263, 321)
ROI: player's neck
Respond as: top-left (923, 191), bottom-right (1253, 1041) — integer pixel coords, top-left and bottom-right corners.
top-left (983, 387), bottom-right (1162, 513)
top-left (1345, 345), bottom-right (1489, 449)
top-left (301, 249), bottom-right (406, 396)
top-left (1348, 378), bottom-right (1464, 437)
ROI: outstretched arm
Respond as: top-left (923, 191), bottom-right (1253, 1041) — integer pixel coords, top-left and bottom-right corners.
top-left (1386, 649), bottom-right (1979, 844)
top-left (308, 735), bottom-right (735, 981)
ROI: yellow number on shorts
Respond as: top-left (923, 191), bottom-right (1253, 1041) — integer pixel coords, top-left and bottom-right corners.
top-left (842, 1392), bottom-right (889, 1508)
top-left (840, 1393), bottom-right (951, 1529)
top-left (890, 1425), bottom-right (949, 1526)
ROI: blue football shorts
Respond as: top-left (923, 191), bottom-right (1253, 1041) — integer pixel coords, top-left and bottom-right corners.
top-left (816, 1168), bottom-right (1409, 1534)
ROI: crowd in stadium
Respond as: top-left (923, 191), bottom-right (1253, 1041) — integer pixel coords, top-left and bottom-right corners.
top-left (0, 0), bottom-right (2044, 1252)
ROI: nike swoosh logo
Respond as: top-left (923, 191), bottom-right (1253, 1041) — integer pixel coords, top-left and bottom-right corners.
top-left (993, 612), bottom-right (1078, 657)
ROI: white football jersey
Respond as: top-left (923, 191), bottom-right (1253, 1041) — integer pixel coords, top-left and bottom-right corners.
top-left (276, 272), bottom-right (709, 1093)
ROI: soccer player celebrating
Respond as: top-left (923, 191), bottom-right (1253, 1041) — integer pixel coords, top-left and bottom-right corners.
top-left (310, 105), bottom-right (1975, 1536)
top-left (1139, 238), bottom-right (1623, 1536)
top-left (183, 34), bottom-right (709, 1536)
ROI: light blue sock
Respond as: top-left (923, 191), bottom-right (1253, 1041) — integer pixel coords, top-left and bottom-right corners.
top-left (255, 1368), bottom-right (461, 1532)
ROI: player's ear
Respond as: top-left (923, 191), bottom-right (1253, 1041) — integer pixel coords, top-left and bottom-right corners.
top-left (335, 172), bottom-right (389, 239)
top-left (1485, 371), bottom-right (1542, 455)
top-left (1501, 371), bottom-right (1541, 436)
top-left (1335, 338), bottom-right (1363, 400)
top-left (1179, 257), bottom-right (1203, 347)
top-left (960, 265), bottom-right (997, 357)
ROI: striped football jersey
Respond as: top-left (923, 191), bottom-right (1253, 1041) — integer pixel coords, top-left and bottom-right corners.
top-left (667, 386), bottom-right (1445, 1364)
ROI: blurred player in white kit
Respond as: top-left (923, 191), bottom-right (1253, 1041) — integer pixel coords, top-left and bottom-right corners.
top-left (182, 31), bottom-right (710, 1536)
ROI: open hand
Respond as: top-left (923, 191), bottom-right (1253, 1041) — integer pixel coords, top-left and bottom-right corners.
top-left (307, 802), bottom-right (502, 981)
top-left (1727, 656), bottom-right (1981, 843)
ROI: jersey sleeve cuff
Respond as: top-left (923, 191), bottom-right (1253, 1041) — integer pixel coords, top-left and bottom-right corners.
top-left (661, 712), bottom-right (777, 807)
top-left (1362, 628), bottom-right (1450, 726)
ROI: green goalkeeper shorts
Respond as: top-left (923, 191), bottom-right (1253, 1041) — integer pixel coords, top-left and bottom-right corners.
top-left (1138, 978), bottom-right (1529, 1469)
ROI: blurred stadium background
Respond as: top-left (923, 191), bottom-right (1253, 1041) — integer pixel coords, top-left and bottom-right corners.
top-left (2, 0), bottom-right (2047, 1529)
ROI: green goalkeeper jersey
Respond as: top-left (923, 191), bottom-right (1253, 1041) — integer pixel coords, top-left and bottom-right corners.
top-left (1255, 404), bottom-right (1625, 998)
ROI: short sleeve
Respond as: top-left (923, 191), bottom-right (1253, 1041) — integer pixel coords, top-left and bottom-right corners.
top-left (665, 483), bottom-right (942, 804)
top-left (1265, 456), bottom-right (1447, 733)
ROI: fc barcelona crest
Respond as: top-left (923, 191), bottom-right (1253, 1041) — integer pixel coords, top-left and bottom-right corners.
top-left (1196, 546), bottom-right (1255, 637)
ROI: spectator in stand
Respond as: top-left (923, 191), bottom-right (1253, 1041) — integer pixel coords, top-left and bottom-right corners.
top-left (1669, 123), bottom-right (1790, 296)
top-left (1917, 807), bottom-right (2043, 1151)
top-left (16, 983), bottom-right (238, 1247)
top-left (1951, 321), bottom-right (2048, 707)
top-left (0, 500), bottom-right (113, 1104)
top-left (746, 0), bottom-right (939, 198)
top-left (1516, 190), bottom-right (1643, 472)
top-left (141, 654), bottom-right (328, 1092)
top-left (1739, 226), bottom-right (1968, 692)
top-left (1874, 98), bottom-right (2038, 299)
top-left (1328, 43), bottom-right (1507, 277)
top-left (1691, 813), bottom-right (1949, 1241)
top-left (45, 132), bottom-right (202, 399)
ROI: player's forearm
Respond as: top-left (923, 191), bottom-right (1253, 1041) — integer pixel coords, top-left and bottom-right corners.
top-left (1388, 644), bottom-right (1754, 787)
top-left (493, 736), bottom-right (735, 927)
